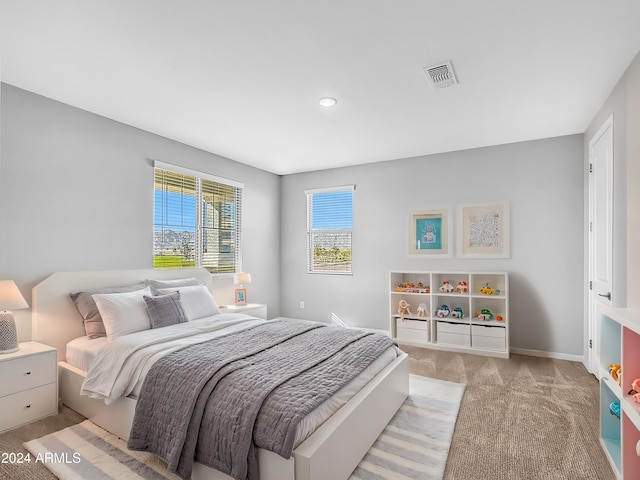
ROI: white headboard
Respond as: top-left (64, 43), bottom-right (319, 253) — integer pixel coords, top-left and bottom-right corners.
top-left (32, 268), bottom-right (214, 360)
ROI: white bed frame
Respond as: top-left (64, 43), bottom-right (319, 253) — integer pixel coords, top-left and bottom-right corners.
top-left (32, 268), bottom-right (409, 480)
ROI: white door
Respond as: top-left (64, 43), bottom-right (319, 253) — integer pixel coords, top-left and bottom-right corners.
top-left (588, 115), bottom-right (614, 375)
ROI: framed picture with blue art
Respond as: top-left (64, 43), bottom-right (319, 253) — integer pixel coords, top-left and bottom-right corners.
top-left (409, 208), bottom-right (451, 256)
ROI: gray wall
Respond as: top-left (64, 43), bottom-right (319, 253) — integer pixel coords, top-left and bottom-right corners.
top-left (0, 84), bottom-right (281, 340)
top-left (280, 135), bottom-right (585, 357)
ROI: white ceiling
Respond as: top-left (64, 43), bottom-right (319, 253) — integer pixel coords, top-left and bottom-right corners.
top-left (1, 1), bottom-right (640, 175)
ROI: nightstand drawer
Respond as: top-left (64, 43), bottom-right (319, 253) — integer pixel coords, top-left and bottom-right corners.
top-left (0, 351), bottom-right (57, 397)
top-left (0, 383), bottom-right (57, 432)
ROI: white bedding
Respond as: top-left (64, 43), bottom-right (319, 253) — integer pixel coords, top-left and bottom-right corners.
top-left (72, 315), bottom-right (398, 447)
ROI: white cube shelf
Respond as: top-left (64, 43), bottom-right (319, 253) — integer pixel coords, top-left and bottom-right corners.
top-left (389, 271), bottom-right (509, 358)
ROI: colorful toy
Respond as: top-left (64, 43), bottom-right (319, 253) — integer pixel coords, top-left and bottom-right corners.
top-left (450, 307), bottom-right (465, 319)
top-left (610, 401), bottom-right (621, 419)
top-left (396, 283), bottom-right (429, 293)
top-left (609, 364), bottom-right (622, 384)
top-left (416, 303), bottom-right (428, 317)
top-left (455, 281), bottom-right (468, 293)
top-left (397, 299), bottom-right (412, 320)
top-left (475, 309), bottom-right (494, 321)
top-left (439, 281), bottom-right (454, 293)
top-left (436, 305), bottom-right (451, 318)
top-left (496, 315), bottom-right (504, 321)
top-left (480, 283), bottom-right (495, 295)
top-left (628, 378), bottom-right (640, 403)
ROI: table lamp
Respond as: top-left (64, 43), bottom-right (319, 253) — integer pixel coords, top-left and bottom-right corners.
top-left (233, 272), bottom-right (251, 306)
top-left (0, 280), bottom-right (29, 354)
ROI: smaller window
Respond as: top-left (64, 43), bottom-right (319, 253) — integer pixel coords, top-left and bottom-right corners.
top-left (305, 185), bottom-right (354, 274)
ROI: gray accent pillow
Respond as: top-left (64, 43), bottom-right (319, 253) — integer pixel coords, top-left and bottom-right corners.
top-left (147, 277), bottom-right (200, 295)
top-left (143, 292), bottom-right (188, 329)
top-left (69, 282), bottom-right (147, 339)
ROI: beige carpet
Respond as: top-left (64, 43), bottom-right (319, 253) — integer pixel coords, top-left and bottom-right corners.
top-left (402, 346), bottom-right (615, 480)
top-left (1, 348), bottom-right (615, 480)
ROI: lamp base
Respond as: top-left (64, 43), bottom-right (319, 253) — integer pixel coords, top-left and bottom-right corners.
top-left (0, 311), bottom-right (19, 354)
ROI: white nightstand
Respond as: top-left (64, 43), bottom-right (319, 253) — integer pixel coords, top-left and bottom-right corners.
top-left (219, 303), bottom-right (267, 319)
top-left (0, 341), bottom-right (58, 432)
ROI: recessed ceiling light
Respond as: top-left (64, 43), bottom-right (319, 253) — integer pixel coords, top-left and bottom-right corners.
top-left (319, 97), bottom-right (337, 107)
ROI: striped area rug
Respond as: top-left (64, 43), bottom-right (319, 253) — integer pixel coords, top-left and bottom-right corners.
top-left (24, 375), bottom-right (464, 480)
top-left (349, 375), bottom-right (465, 480)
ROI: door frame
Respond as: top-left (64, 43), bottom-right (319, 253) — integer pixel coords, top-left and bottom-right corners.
top-left (587, 114), bottom-right (614, 375)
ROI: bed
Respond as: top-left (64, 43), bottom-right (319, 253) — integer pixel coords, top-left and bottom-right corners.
top-left (32, 267), bottom-right (409, 480)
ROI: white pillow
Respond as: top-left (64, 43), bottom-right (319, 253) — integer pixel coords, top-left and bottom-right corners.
top-left (157, 284), bottom-right (221, 321)
top-left (147, 277), bottom-right (200, 295)
top-left (92, 286), bottom-right (152, 340)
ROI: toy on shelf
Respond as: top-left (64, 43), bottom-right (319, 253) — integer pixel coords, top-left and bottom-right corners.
top-left (450, 307), bottom-right (465, 319)
top-left (436, 305), bottom-right (451, 318)
top-left (480, 283), bottom-right (495, 295)
top-left (475, 309), bottom-right (494, 321)
top-left (396, 282), bottom-right (429, 293)
top-left (397, 299), bottom-right (412, 321)
top-left (416, 303), bottom-right (428, 317)
top-left (609, 364), bottom-right (622, 385)
top-left (455, 281), bottom-right (468, 293)
top-left (628, 378), bottom-right (640, 403)
top-left (439, 281), bottom-right (454, 293)
top-left (610, 401), bottom-right (621, 419)
top-left (496, 315), bottom-right (504, 321)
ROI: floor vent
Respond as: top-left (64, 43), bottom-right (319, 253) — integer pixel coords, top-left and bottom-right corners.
top-left (423, 61), bottom-right (458, 89)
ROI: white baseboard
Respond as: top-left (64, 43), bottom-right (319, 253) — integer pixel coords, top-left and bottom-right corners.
top-left (510, 347), bottom-right (585, 364)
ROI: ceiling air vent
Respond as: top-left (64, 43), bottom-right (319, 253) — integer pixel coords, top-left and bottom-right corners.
top-left (423, 61), bottom-right (458, 89)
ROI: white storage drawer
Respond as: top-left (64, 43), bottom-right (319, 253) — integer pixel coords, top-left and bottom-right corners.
top-left (437, 321), bottom-right (470, 347)
top-left (472, 325), bottom-right (506, 351)
top-left (396, 318), bottom-right (429, 343)
top-left (437, 321), bottom-right (470, 335)
top-left (0, 351), bottom-right (56, 397)
top-left (0, 383), bottom-right (57, 432)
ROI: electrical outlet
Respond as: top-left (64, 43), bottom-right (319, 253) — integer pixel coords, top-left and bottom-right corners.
top-left (299, 301), bottom-right (305, 309)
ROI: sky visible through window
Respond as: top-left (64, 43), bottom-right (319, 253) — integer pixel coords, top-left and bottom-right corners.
top-left (311, 191), bottom-right (353, 229)
top-left (154, 190), bottom-right (196, 232)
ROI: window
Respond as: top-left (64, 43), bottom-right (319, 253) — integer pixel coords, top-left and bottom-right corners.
top-left (305, 185), bottom-right (354, 274)
top-left (153, 161), bottom-right (243, 274)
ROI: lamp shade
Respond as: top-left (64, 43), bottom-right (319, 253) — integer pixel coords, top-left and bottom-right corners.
top-left (233, 273), bottom-right (252, 286)
top-left (0, 281), bottom-right (27, 354)
top-left (0, 280), bottom-right (29, 311)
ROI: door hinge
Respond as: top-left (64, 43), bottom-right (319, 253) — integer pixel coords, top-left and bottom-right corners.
top-left (589, 221), bottom-right (592, 232)
top-left (589, 339), bottom-right (592, 349)
top-left (589, 163), bottom-right (593, 173)
top-left (589, 281), bottom-right (593, 290)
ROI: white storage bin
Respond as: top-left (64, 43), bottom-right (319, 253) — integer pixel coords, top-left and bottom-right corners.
top-left (436, 321), bottom-right (470, 347)
top-left (471, 324), bottom-right (506, 351)
top-left (396, 318), bottom-right (429, 343)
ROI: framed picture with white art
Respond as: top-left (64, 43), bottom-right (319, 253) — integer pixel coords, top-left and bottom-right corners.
top-left (458, 202), bottom-right (509, 258)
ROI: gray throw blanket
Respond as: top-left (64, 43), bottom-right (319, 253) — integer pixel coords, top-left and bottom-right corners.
top-left (127, 320), bottom-right (396, 480)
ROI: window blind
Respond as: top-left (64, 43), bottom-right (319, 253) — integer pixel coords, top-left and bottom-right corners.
top-left (153, 162), bottom-right (243, 274)
top-left (305, 185), bottom-right (354, 274)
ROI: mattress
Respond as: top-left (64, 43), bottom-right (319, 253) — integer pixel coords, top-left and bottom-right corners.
top-left (66, 316), bottom-right (398, 447)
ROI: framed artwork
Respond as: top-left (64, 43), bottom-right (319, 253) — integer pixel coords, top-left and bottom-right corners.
top-left (458, 202), bottom-right (510, 258)
top-left (234, 288), bottom-right (247, 306)
top-left (409, 208), bottom-right (451, 256)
